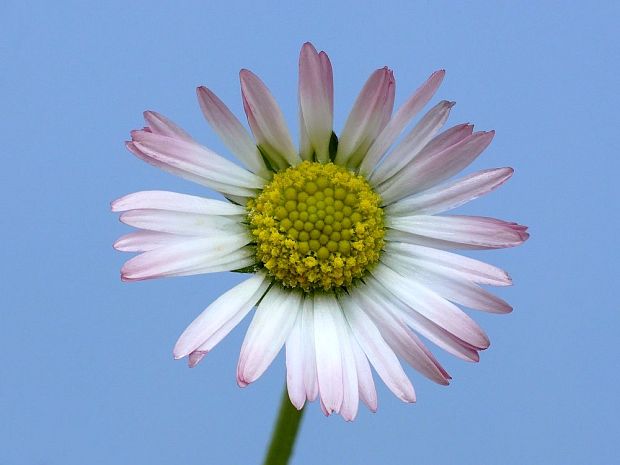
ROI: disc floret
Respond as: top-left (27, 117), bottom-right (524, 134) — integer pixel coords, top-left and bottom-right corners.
top-left (248, 161), bottom-right (384, 291)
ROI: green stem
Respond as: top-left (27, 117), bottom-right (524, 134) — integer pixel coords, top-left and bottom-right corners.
top-left (262, 385), bottom-right (305, 465)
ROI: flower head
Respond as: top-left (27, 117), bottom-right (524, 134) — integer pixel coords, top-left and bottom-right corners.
top-left (113, 42), bottom-right (528, 420)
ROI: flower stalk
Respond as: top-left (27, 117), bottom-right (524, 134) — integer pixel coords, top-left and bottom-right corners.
top-left (262, 386), bottom-right (305, 465)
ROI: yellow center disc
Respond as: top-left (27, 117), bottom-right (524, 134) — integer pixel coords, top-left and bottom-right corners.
top-left (247, 161), bottom-right (385, 291)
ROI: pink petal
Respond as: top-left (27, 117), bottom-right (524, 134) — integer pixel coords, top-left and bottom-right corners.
top-left (120, 235), bottom-right (252, 281)
top-left (359, 70), bottom-right (445, 175)
top-left (335, 67), bottom-right (395, 168)
top-left (237, 287), bottom-right (303, 386)
top-left (370, 100), bottom-right (455, 184)
top-left (357, 284), bottom-right (450, 385)
top-left (196, 86), bottom-right (268, 176)
top-left (298, 42), bottom-right (333, 162)
top-left (239, 69), bottom-right (300, 168)
top-left (129, 129), bottom-right (264, 197)
top-left (365, 277), bottom-right (480, 362)
top-left (173, 271), bottom-right (269, 359)
top-left (332, 305), bottom-right (359, 421)
top-left (386, 167), bottom-right (514, 216)
top-left (372, 264), bottom-right (490, 349)
top-left (143, 111), bottom-right (193, 142)
top-left (300, 296), bottom-right (318, 402)
top-left (379, 130), bottom-right (495, 204)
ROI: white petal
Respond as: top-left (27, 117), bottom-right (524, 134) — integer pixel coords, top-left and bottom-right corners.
top-left (364, 276), bottom-right (480, 362)
top-left (313, 293), bottom-right (344, 415)
top-left (384, 241), bottom-right (512, 286)
top-left (359, 70), bottom-right (445, 175)
top-left (379, 131), bottom-right (494, 204)
top-left (356, 284), bottom-right (450, 385)
top-left (370, 100), bottom-right (454, 184)
top-left (298, 42), bottom-right (333, 162)
top-left (120, 234), bottom-right (252, 281)
top-left (382, 253), bottom-right (512, 313)
top-left (196, 86), bottom-right (269, 177)
top-left (119, 210), bottom-right (244, 236)
top-left (240, 69), bottom-right (300, 168)
top-left (387, 215), bottom-right (529, 249)
top-left (286, 306), bottom-right (307, 409)
top-left (386, 168), bottom-right (514, 216)
top-left (339, 294), bottom-right (415, 403)
top-left (348, 328), bottom-right (377, 412)
top-left (372, 263), bottom-right (490, 349)
top-left (300, 296), bottom-right (319, 401)
top-left (332, 305), bottom-right (359, 421)
top-left (335, 68), bottom-right (395, 168)
top-left (113, 230), bottom-right (187, 252)
top-left (173, 271), bottom-right (269, 359)
top-left (111, 190), bottom-right (246, 215)
top-left (237, 286), bottom-right (302, 386)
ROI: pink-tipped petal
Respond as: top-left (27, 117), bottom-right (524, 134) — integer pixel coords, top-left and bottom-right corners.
top-left (386, 167), bottom-right (514, 216)
top-left (240, 69), bottom-right (300, 168)
top-left (335, 68), bottom-right (395, 167)
top-left (357, 285), bottom-right (450, 385)
top-left (120, 235), bottom-right (252, 281)
top-left (387, 215), bottom-right (529, 250)
top-left (379, 130), bottom-right (495, 204)
top-left (113, 230), bottom-right (187, 252)
top-left (359, 70), bottom-right (445, 175)
top-left (372, 264), bottom-right (490, 349)
top-left (173, 271), bottom-right (269, 359)
top-left (385, 242), bottom-right (512, 286)
top-left (196, 86), bottom-right (269, 177)
top-left (370, 100), bottom-right (455, 184)
top-left (129, 129), bottom-right (265, 197)
top-left (300, 296), bottom-right (319, 402)
top-left (237, 287), bottom-right (303, 387)
top-left (298, 42), bottom-right (333, 162)
top-left (143, 111), bottom-right (193, 142)
top-left (339, 294), bottom-right (416, 403)
top-left (365, 277), bottom-right (480, 362)
top-left (382, 253), bottom-right (512, 314)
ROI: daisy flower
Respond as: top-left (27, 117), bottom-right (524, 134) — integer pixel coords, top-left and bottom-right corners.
top-left (113, 42), bottom-right (528, 421)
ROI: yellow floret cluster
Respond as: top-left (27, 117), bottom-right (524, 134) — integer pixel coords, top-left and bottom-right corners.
top-left (247, 161), bottom-right (385, 291)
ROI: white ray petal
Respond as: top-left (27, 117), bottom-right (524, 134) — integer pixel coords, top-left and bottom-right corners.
top-left (313, 293), bottom-right (344, 415)
top-left (120, 234), bottom-right (252, 281)
top-left (339, 294), bottom-right (415, 403)
top-left (111, 190), bottom-right (246, 215)
top-left (359, 70), bottom-right (445, 175)
top-left (237, 286), bottom-right (302, 386)
top-left (196, 86), bottom-right (269, 177)
top-left (173, 271), bottom-right (269, 359)
top-left (386, 168), bottom-right (514, 216)
top-left (370, 100), bottom-right (454, 184)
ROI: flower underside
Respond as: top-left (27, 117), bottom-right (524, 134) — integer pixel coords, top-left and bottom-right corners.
top-left (248, 161), bottom-right (384, 291)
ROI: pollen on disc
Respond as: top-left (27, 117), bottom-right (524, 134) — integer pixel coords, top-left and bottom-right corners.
top-left (247, 161), bottom-right (384, 291)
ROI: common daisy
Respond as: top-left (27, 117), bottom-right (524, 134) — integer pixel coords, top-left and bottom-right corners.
top-left (113, 42), bottom-right (528, 420)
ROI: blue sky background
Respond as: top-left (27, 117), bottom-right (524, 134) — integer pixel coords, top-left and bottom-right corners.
top-left (2, 1), bottom-right (618, 464)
